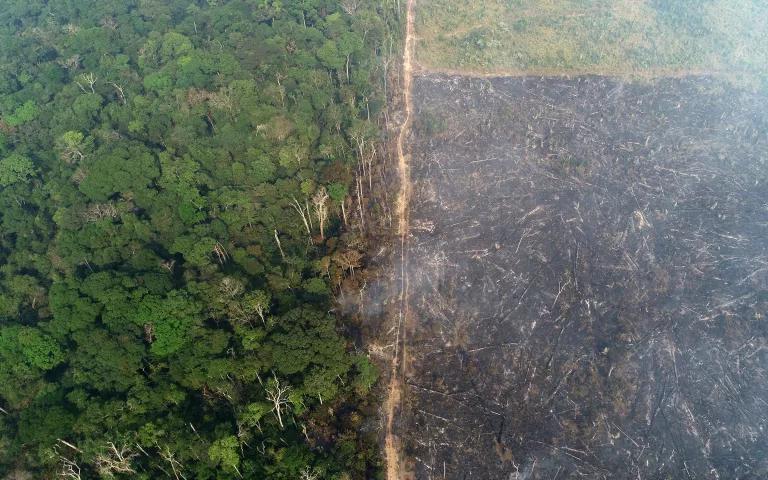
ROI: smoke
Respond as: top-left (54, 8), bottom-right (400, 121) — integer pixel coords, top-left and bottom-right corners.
top-left (389, 74), bottom-right (768, 479)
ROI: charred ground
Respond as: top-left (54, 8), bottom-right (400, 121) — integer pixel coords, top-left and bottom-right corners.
top-left (399, 75), bottom-right (768, 479)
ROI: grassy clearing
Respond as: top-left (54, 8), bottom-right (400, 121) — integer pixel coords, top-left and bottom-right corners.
top-left (415, 0), bottom-right (768, 83)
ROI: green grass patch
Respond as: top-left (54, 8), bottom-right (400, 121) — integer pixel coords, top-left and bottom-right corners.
top-left (416, 0), bottom-right (768, 83)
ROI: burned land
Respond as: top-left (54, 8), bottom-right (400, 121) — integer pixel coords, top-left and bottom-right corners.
top-left (399, 76), bottom-right (768, 479)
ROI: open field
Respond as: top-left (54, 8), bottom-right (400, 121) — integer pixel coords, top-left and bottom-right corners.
top-left (397, 75), bottom-right (768, 478)
top-left (415, 0), bottom-right (768, 82)
top-left (383, 3), bottom-right (768, 479)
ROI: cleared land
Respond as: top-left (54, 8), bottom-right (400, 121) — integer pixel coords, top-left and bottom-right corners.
top-left (384, 2), bottom-right (768, 479)
top-left (402, 74), bottom-right (768, 479)
top-left (415, 0), bottom-right (768, 82)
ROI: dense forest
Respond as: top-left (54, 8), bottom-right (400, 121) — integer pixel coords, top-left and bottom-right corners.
top-left (0, 0), bottom-right (398, 478)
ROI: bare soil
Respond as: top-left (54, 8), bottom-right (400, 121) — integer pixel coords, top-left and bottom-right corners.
top-left (384, 0), bottom-right (416, 478)
top-left (397, 74), bottom-right (768, 479)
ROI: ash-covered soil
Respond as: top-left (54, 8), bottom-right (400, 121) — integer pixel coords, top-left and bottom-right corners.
top-left (401, 76), bottom-right (768, 479)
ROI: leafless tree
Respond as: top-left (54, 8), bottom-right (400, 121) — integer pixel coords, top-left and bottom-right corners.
top-left (311, 187), bottom-right (329, 240)
top-left (63, 24), bottom-right (79, 35)
top-left (340, 0), bottom-right (360, 15)
top-left (305, 198), bottom-right (313, 230)
top-left (210, 87), bottom-right (236, 119)
top-left (356, 172), bottom-right (366, 232)
top-left (144, 323), bottom-right (154, 344)
top-left (340, 196), bottom-right (348, 226)
top-left (55, 439), bottom-right (83, 480)
top-left (274, 73), bottom-right (286, 109)
top-left (58, 457), bottom-right (81, 480)
top-left (159, 446), bottom-right (186, 480)
top-left (94, 442), bottom-right (138, 477)
top-left (300, 466), bottom-right (320, 480)
top-left (350, 126), bottom-right (376, 190)
top-left (58, 54), bottom-right (81, 71)
top-left (243, 290), bottom-right (270, 325)
top-left (64, 148), bottom-right (85, 163)
top-left (160, 259), bottom-right (175, 273)
top-left (77, 72), bottom-right (97, 94)
top-left (82, 203), bottom-right (118, 222)
top-left (265, 374), bottom-right (291, 429)
top-left (57, 438), bottom-right (83, 453)
top-left (110, 82), bottom-right (126, 105)
top-left (273, 229), bottom-right (285, 260)
top-left (219, 277), bottom-right (245, 298)
top-left (213, 242), bottom-right (229, 264)
top-left (100, 17), bottom-right (118, 30)
top-left (291, 197), bottom-right (312, 240)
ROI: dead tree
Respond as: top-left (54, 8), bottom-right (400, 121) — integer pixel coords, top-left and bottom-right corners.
top-left (265, 375), bottom-right (291, 429)
top-left (273, 230), bottom-right (285, 260)
top-left (349, 122), bottom-right (377, 190)
top-left (245, 290), bottom-right (270, 325)
top-left (109, 82), bottom-right (126, 105)
top-left (300, 467), bottom-right (320, 480)
top-left (219, 277), bottom-right (244, 298)
top-left (291, 197), bottom-right (312, 240)
top-left (100, 17), bottom-right (118, 30)
top-left (160, 259), bottom-right (175, 273)
top-left (305, 198), bottom-right (313, 230)
top-left (57, 438), bottom-right (83, 453)
top-left (356, 172), bottom-right (366, 233)
top-left (213, 242), bottom-right (229, 264)
top-left (159, 446), bottom-right (185, 480)
top-left (59, 456), bottom-right (82, 480)
top-left (311, 187), bottom-right (329, 240)
top-left (275, 73), bottom-right (286, 109)
top-left (59, 54), bottom-right (81, 71)
top-left (83, 203), bottom-right (118, 222)
top-left (210, 87), bottom-right (236, 120)
top-left (56, 439), bottom-right (84, 480)
top-left (340, 197), bottom-right (348, 226)
top-left (57, 131), bottom-right (88, 164)
top-left (350, 129), bottom-right (367, 184)
top-left (77, 72), bottom-right (97, 94)
top-left (364, 143), bottom-right (376, 190)
top-left (143, 323), bottom-right (154, 344)
top-left (95, 442), bottom-right (138, 477)
top-left (340, 0), bottom-right (360, 15)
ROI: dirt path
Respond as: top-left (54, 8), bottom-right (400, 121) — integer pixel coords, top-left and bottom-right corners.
top-left (384, 0), bottom-right (416, 478)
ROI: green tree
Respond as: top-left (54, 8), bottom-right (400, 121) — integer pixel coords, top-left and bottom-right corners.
top-left (136, 291), bottom-right (203, 357)
top-left (317, 40), bottom-right (345, 73)
top-left (78, 143), bottom-right (159, 205)
top-left (249, 152), bottom-right (278, 184)
top-left (5, 100), bottom-right (38, 126)
top-left (0, 153), bottom-right (35, 186)
top-left (0, 326), bottom-right (63, 406)
top-left (208, 436), bottom-right (241, 474)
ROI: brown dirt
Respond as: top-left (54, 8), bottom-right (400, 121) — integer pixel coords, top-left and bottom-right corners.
top-left (384, 0), bottom-right (416, 479)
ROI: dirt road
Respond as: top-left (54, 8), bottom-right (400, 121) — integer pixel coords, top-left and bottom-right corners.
top-left (384, 0), bottom-right (416, 478)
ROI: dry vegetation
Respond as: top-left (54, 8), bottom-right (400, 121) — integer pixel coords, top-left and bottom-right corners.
top-left (415, 0), bottom-right (768, 82)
